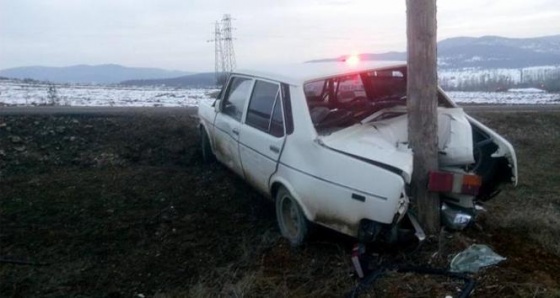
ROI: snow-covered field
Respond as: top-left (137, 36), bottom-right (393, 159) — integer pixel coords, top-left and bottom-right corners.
top-left (439, 66), bottom-right (560, 88)
top-left (447, 90), bottom-right (560, 104)
top-left (1, 80), bottom-right (559, 107)
top-left (0, 80), bottom-right (218, 107)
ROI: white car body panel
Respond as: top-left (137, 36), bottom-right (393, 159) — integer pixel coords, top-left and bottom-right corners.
top-left (238, 120), bottom-right (286, 195)
top-left (213, 110), bottom-right (244, 176)
top-left (271, 162), bottom-right (405, 235)
top-left (198, 100), bottom-right (216, 137)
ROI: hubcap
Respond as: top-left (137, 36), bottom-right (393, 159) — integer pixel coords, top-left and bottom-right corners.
top-left (281, 196), bottom-right (299, 237)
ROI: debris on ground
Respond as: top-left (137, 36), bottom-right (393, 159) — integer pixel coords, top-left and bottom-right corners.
top-left (450, 244), bottom-right (506, 273)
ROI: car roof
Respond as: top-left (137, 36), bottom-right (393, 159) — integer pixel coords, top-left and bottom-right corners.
top-left (234, 60), bottom-right (406, 85)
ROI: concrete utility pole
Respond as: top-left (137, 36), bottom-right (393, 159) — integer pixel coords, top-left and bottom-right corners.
top-left (406, 0), bottom-right (440, 234)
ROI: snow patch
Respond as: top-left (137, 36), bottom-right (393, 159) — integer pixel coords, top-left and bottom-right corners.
top-left (1, 80), bottom-right (558, 107)
top-left (0, 80), bottom-right (218, 107)
top-left (447, 91), bottom-right (560, 105)
top-left (507, 88), bottom-right (546, 93)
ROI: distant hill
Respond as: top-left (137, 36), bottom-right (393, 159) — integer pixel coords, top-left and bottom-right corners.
top-left (0, 64), bottom-right (192, 84)
top-left (438, 35), bottom-right (560, 68)
top-left (310, 35), bottom-right (560, 69)
top-left (120, 72), bottom-right (216, 88)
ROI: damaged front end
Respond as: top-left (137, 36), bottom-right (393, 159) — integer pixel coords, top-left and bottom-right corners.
top-left (357, 191), bottom-right (426, 244)
top-left (357, 211), bottom-right (426, 245)
top-left (430, 116), bottom-right (518, 231)
top-left (441, 202), bottom-right (474, 230)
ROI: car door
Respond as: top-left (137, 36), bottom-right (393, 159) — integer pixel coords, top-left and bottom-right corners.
top-left (238, 79), bottom-right (286, 194)
top-left (213, 76), bottom-right (254, 177)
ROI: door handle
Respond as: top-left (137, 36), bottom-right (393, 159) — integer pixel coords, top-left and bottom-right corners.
top-left (232, 128), bottom-right (239, 135)
top-left (269, 145), bottom-right (280, 153)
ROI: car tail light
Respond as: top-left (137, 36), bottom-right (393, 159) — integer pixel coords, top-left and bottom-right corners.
top-left (428, 171), bottom-right (482, 196)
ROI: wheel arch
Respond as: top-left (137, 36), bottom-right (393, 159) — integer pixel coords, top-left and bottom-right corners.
top-left (269, 178), bottom-right (314, 221)
top-left (198, 123), bottom-right (215, 153)
top-left (198, 122), bottom-right (208, 136)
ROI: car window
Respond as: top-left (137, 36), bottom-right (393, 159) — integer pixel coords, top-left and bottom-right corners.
top-left (364, 70), bottom-right (406, 100)
top-left (223, 77), bottom-right (252, 121)
top-left (245, 80), bottom-right (284, 137)
top-left (304, 80), bottom-right (325, 97)
top-left (336, 74), bottom-right (366, 103)
top-left (269, 93), bottom-right (284, 137)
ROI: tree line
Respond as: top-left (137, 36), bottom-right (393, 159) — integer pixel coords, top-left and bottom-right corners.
top-left (439, 68), bottom-right (560, 92)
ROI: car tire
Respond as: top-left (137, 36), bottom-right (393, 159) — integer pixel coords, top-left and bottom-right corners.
top-left (200, 127), bottom-right (215, 163)
top-left (275, 187), bottom-right (309, 247)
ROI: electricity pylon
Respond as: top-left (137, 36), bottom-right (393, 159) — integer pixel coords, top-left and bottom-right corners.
top-left (208, 14), bottom-right (236, 86)
top-left (221, 14), bottom-right (236, 75)
top-left (208, 21), bottom-right (224, 85)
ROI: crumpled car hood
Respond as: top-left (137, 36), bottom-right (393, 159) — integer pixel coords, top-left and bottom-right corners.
top-left (318, 108), bottom-right (475, 183)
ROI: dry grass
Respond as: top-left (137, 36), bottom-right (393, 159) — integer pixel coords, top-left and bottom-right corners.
top-left (469, 111), bottom-right (560, 256)
top-left (1, 109), bottom-right (559, 297)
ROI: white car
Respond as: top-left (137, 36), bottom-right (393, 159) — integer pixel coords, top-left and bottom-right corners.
top-left (198, 61), bottom-right (517, 246)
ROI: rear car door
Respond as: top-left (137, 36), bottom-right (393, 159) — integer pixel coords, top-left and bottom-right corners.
top-left (238, 79), bottom-right (286, 194)
top-left (214, 76), bottom-right (254, 177)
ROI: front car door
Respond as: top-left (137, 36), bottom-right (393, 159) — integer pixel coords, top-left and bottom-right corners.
top-left (238, 79), bottom-right (286, 194)
top-left (213, 76), bottom-right (254, 177)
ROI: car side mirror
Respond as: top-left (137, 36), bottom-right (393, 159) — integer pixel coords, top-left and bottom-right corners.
top-left (214, 99), bottom-right (221, 113)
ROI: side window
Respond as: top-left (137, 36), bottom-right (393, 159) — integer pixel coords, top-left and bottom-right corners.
top-left (245, 80), bottom-right (284, 137)
top-left (336, 74), bottom-right (366, 103)
top-left (270, 93), bottom-right (284, 137)
top-left (223, 77), bottom-right (252, 121)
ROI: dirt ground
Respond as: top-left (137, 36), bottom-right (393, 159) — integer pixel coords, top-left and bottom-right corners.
top-left (1, 109), bottom-right (559, 297)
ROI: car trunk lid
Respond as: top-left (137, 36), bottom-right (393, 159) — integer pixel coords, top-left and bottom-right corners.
top-left (318, 107), bottom-right (476, 183)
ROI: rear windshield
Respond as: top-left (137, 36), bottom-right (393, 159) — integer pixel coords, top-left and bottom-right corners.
top-left (304, 67), bottom-right (448, 132)
top-left (305, 69), bottom-right (405, 101)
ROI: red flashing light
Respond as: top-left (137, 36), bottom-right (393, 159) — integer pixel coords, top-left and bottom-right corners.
top-left (345, 54), bottom-right (360, 66)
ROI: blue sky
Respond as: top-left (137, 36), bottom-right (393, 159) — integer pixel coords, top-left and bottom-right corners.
top-left (1, 0), bottom-right (559, 72)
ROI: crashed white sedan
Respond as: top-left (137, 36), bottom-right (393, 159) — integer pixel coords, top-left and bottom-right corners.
top-left (198, 61), bottom-right (517, 246)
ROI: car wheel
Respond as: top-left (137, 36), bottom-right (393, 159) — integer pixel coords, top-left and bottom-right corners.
top-left (200, 127), bottom-right (215, 163)
top-left (275, 187), bottom-right (309, 247)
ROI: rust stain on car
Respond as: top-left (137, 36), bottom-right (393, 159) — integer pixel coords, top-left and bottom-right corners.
top-left (314, 213), bottom-right (359, 236)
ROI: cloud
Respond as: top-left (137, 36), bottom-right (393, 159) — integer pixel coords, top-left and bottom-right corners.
top-left (0, 0), bottom-right (559, 71)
